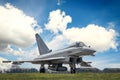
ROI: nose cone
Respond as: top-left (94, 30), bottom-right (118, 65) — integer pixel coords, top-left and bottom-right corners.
top-left (89, 49), bottom-right (96, 53)
top-left (82, 47), bottom-right (96, 55)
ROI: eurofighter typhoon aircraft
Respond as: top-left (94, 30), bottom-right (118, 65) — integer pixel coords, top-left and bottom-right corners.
top-left (3, 33), bottom-right (96, 73)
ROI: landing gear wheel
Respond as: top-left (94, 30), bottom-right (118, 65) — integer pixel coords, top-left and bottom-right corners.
top-left (39, 64), bottom-right (45, 73)
top-left (40, 68), bottom-right (45, 73)
top-left (70, 67), bottom-right (76, 73)
top-left (69, 63), bottom-right (76, 74)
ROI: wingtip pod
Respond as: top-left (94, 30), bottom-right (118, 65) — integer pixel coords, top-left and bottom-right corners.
top-left (2, 61), bottom-right (12, 63)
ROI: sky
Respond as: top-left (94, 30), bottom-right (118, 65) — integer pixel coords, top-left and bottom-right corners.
top-left (0, 0), bottom-right (120, 70)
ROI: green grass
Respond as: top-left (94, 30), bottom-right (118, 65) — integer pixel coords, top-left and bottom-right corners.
top-left (0, 73), bottom-right (120, 80)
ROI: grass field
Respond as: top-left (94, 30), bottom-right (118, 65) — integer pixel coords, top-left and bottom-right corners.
top-left (0, 73), bottom-right (120, 80)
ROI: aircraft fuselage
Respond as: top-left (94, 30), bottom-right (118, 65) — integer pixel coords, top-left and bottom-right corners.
top-left (33, 46), bottom-right (95, 64)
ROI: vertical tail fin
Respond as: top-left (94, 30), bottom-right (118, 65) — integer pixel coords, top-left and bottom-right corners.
top-left (35, 33), bottom-right (50, 55)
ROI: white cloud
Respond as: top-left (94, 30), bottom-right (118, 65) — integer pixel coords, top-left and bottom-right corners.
top-left (15, 46), bottom-right (40, 69)
top-left (57, 0), bottom-right (61, 5)
top-left (109, 63), bottom-right (120, 68)
top-left (47, 35), bottom-right (68, 50)
top-left (0, 3), bottom-right (42, 54)
top-left (0, 45), bottom-right (22, 55)
top-left (18, 47), bottom-right (39, 60)
top-left (57, 0), bottom-right (66, 6)
top-left (108, 22), bottom-right (115, 29)
top-left (46, 9), bottom-right (118, 52)
top-left (63, 24), bottom-right (118, 51)
top-left (45, 9), bottom-right (72, 34)
top-left (91, 60), bottom-right (120, 70)
top-left (0, 57), bottom-right (12, 72)
top-left (91, 59), bottom-right (110, 70)
top-left (0, 46), bottom-right (40, 71)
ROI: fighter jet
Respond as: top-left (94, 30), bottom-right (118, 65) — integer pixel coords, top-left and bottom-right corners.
top-left (3, 33), bottom-right (96, 73)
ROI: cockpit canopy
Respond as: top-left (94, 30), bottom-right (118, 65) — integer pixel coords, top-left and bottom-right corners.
top-left (68, 42), bottom-right (87, 48)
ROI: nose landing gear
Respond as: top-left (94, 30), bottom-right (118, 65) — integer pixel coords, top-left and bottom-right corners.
top-left (69, 63), bottom-right (76, 73)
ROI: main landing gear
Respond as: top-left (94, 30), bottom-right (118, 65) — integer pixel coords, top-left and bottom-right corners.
top-left (39, 64), bottom-right (45, 73)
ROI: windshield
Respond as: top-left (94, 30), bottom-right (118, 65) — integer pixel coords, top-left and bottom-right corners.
top-left (79, 42), bottom-right (86, 47)
top-left (68, 42), bottom-right (86, 48)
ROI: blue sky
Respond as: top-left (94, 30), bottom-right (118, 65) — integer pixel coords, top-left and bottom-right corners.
top-left (0, 0), bottom-right (120, 70)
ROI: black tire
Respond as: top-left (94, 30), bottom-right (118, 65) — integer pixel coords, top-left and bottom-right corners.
top-left (70, 68), bottom-right (76, 73)
top-left (73, 68), bottom-right (76, 73)
top-left (40, 68), bottom-right (45, 73)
